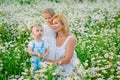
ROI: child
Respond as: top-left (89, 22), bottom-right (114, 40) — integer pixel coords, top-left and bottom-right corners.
top-left (42, 8), bottom-right (56, 60)
top-left (28, 24), bottom-right (49, 72)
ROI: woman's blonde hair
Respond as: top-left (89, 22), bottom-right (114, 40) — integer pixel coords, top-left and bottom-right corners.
top-left (51, 14), bottom-right (70, 35)
top-left (42, 8), bottom-right (55, 16)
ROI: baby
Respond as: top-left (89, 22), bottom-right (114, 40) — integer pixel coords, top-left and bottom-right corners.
top-left (28, 24), bottom-right (49, 72)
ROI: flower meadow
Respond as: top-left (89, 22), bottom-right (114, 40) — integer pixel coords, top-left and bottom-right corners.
top-left (0, 0), bottom-right (120, 80)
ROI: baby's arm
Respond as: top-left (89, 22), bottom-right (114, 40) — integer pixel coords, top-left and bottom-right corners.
top-left (42, 48), bottom-right (49, 59)
top-left (28, 46), bottom-right (42, 58)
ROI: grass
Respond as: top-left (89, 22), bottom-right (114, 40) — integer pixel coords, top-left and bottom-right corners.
top-left (0, 0), bottom-right (120, 79)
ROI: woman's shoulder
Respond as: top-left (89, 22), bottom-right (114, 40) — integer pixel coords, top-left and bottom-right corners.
top-left (67, 35), bottom-right (76, 44)
top-left (68, 34), bottom-right (76, 40)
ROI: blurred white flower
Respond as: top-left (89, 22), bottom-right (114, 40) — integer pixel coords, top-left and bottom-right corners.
top-left (109, 56), bottom-right (114, 60)
top-left (116, 76), bottom-right (120, 79)
top-left (2, 47), bottom-right (6, 53)
top-left (37, 68), bottom-right (47, 73)
top-left (108, 76), bottom-right (114, 80)
top-left (40, 62), bottom-right (47, 68)
top-left (24, 69), bottom-right (29, 72)
top-left (21, 72), bottom-right (28, 76)
top-left (74, 76), bottom-right (81, 80)
top-left (65, 76), bottom-right (73, 80)
top-left (96, 73), bottom-right (102, 77)
top-left (83, 62), bottom-right (88, 67)
top-left (91, 57), bottom-right (95, 61)
top-left (118, 55), bottom-right (120, 58)
top-left (89, 67), bottom-right (98, 76)
top-left (117, 61), bottom-right (120, 65)
top-left (10, 44), bottom-right (14, 47)
top-left (101, 60), bottom-right (106, 62)
top-left (116, 71), bottom-right (120, 75)
top-left (18, 76), bottom-right (24, 80)
top-left (102, 70), bottom-right (107, 74)
top-left (73, 60), bottom-right (80, 67)
top-left (109, 52), bottom-right (114, 56)
top-left (52, 72), bottom-right (57, 76)
top-left (104, 53), bottom-right (109, 58)
top-left (96, 60), bottom-right (101, 63)
top-left (15, 75), bottom-right (20, 79)
top-left (0, 63), bottom-right (3, 66)
top-left (0, 46), bottom-right (3, 49)
top-left (0, 60), bottom-right (2, 63)
top-left (0, 67), bottom-right (3, 71)
top-left (97, 78), bottom-right (104, 80)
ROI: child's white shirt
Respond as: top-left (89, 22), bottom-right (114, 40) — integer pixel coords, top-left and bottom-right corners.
top-left (42, 24), bottom-right (56, 60)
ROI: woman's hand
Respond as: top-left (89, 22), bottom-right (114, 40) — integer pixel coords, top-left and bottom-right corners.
top-left (45, 59), bottom-right (58, 64)
top-left (42, 54), bottom-right (47, 59)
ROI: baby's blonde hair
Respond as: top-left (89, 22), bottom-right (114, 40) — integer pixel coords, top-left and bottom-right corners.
top-left (42, 8), bottom-right (55, 16)
top-left (31, 24), bottom-right (42, 31)
top-left (51, 14), bottom-right (70, 35)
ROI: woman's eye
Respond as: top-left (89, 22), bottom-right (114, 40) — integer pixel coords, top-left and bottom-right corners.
top-left (55, 22), bottom-right (57, 24)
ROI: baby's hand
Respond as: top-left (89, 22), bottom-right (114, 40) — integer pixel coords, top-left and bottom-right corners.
top-left (37, 54), bottom-right (42, 58)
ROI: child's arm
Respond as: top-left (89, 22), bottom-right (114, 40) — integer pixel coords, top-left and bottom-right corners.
top-left (42, 48), bottom-right (49, 59)
top-left (28, 46), bottom-right (42, 58)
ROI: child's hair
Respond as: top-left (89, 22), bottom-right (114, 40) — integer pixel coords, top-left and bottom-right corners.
top-left (31, 24), bottom-right (42, 31)
top-left (42, 8), bottom-right (55, 16)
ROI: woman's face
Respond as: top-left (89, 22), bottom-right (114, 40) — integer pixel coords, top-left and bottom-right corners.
top-left (52, 18), bottom-right (63, 32)
top-left (43, 13), bottom-right (52, 24)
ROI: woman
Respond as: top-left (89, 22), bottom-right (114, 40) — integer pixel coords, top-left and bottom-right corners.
top-left (46, 14), bottom-right (80, 78)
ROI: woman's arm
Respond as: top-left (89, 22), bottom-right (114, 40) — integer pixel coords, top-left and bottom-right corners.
top-left (56, 36), bottom-right (76, 65)
top-left (45, 58), bottom-right (61, 65)
top-left (46, 36), bottom-right (76, 65)
top-left (42, 48), bottom-right (49, 59)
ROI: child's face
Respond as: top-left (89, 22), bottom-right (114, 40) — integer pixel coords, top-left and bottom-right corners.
top-left (43, 13), bottom-right (52, 24)
top-left (32, 26), bottom-right (44, 39)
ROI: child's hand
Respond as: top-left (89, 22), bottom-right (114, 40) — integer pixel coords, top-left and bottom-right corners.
top-left (37, 54), bottom-right (42, 58)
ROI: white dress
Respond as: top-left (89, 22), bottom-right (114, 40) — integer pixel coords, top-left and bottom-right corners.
top-left (55, 36), bottom-right (80, 77)
top-left (42, 24), bottom-right (56, 60)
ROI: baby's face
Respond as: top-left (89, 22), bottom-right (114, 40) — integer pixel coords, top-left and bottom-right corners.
top-left (43, 13), bottom-right (52, 24)
top-left (32, 26), bottom-right (44, 39)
